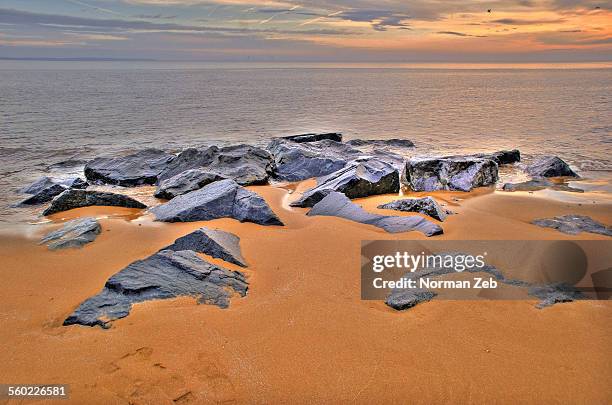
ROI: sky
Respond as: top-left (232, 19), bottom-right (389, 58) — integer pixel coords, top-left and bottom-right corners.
top-left (0, 0), bottom-right (611, 62)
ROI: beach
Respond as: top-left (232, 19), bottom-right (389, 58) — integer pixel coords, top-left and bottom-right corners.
top-left (1, 182), bottom-right (610, 404)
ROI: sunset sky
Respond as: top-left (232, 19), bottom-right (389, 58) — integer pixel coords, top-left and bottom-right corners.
top-left (0, 0), bottom-right (610, 62)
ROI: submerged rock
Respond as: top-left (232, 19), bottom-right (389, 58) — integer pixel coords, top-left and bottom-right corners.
top-left (502, 178), bottom-right (583, 193)
top-left (163, 227), bottom-right (247, 267)
top-left (307, 192), bottom-right (442, 236)
top-left (85, 148), bottom-right (175, 186)
top-left (291, 159), bottom-right (400, 208)
top-left (526, 156), bottom-right (578, 178)
top-left (158, 144), bottom-right (272, 186)
top-left (151, 179), bottom-right (283, 226)
top-left (403, 156), bottom-right (498, 192)
top-left (154, 169), bottom-right (226, 199)
top-left (532, 215), bottom-right (611, 236)
top-left (43, 189), bottom-right (146, 216)
top-left (40, 217), bottom-right (101, 250)
top-left (63, 249), bottom-right (248, 328)
top-left (281, 132), bottom-right (342, 143)
top-left (378, 197), bottom-right (448, 221)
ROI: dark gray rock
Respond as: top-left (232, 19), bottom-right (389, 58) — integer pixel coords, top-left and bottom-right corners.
top-left (43, 189), bottom-right (146, 216)
top-left (526, 156), bottom-right (578, 177)
top-left (472, 149), bottom-right (521, 165)
top-left (346, 138), bottom-right (415, 148)
top-left (63, 249), bottom-right (248, 328)
top-left (291, 159), bottom-right (400, 208)
top-left (378, 197), bottom-right (448, 221)
top-left (532, 215), bottom-right (611, 236)
top-left (403, 156), bottom-right (498, 192)
top-left (154, 169), bottom-right (226, 200)
top-left (18, 183), bottom-right (67, 206)
top-left (529, 283), bottom-right (586, 309)
top-left (158, 144), bottom-right (272, 186)
top-left (281, 132), bottom-right (342, 143)
top-left (307, 192), bottom-right (442, 236)
top-left (84, 148), bottom-right (175, 186)
top-left (63, 177), bottom-right (89, 189)
top-left (40, 217), bottom-right (101, 250)
top-left (163, 227), bottom-right (247, 267)
top-left (385, 290), bottom-right (436, 310)
top-left (150, 179), bottom-right (283, 226)
top-left (502, 178), bottom-right (583, 193)
top-left (20, 176), bottom-right (88, 194)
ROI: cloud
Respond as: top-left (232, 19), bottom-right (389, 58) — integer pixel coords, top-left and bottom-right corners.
top-left (492, 18), bottom-right (567, 25)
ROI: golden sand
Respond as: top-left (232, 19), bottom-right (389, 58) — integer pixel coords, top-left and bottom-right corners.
top-left (0, 185), bottom-right (610, 404)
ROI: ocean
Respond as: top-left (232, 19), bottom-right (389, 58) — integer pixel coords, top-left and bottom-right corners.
top-left (1, 61), bottom-right (611, 224)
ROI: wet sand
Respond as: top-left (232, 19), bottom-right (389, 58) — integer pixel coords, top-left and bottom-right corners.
top-left (0, 185), bottom-right (611, 404)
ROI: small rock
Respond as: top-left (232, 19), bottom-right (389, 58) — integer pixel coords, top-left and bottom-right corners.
top-left (346, 138), bottom-right (415, 148)
top-left (40, 217), bottom-right (101, 250)
top-left (378, 197), bottom-right (447, 221)
top-left (532, 215), bottom-right (611, 236)
top-left (18, 184), bottom-right (67, 206)
top-left (154, 169), bottom-right (226, 199)
top-left (281, 132), bottom-right (343, 143)
top-left (385, 290), bottom-right (436, 310)
top-left (526, 156), bottom-right (578, 178)
top-left (43, 189), bottom-right (146, 216)
top-left (163, 227), bottom-right (247, 267)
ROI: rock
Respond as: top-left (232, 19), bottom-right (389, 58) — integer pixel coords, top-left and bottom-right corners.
top-left (502, 178), bottom-right (583, 193)
top-left (84, 148), bottom-right (175, 186)
top-left (385, 290), bottom-right (436, 310)
top-left (346, 138), bottom-right (415, 148)
top-left (40, 217), bottom-right (101, 250)
top-left (403, 156), bottom-right (498, 192)
top-left (163, 227), bottom-right (247, 267)
top-left (150, 179), bottom-right (283, 226)
top-left (291, 159), bottom-right (400, 208)
top-left (282, 132), bottom-right (342, 143)
top-left (20, 176), bottom-right (88, 194)
top-left (267, 138), bottom-right (362, 181)
top-left (529, 283), bottom-right (586, 309)
top-left (43, 189), bottom-right (146, 216)
top-left (307, 192), bottom-right (443, 236)
top-left (532, 215), bottom-right (611, 236)
top-left (526, 156), bottom-right (578, 177)
top-left (63, 249), bottom-right (248, 328)
top-left (472, 149), bottom-right (521, 165)
top-left (378, 197), bottom-right (448, 221)
top-left (158, 144), bottom-right (272, 186)
top-left (18, 184), bottom-right (67, 205)
top-left (154, 169), bottom-right (226, 199)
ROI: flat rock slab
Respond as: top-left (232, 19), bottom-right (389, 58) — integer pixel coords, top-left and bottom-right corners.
top-left (150, 179), bottom-right (283, 226)
top-left (281, 132), bottom-right (343, 143)
top-left (532, 215), bottom-right (611, 236)
top-left (85, 148), bottom-right (175, 186)
top-left (307, 192), bottom-right (443, 236)
top-left (163, 227), bottom-right (247, 267)
top-left (526, 156), bottom-right (578, 177)
top-left (291, 159), bottom-right (400, 208)
top-left (502, 178), bottom-right (583, 193)
top-left (346, 138), bottom-right (415, 148)
top-left (63, 249), bottom-right (248, 328)
top-left (158, 144), bottom-right (272, 186)
top-left (40, 217), bottom-right (101, 250)
top-left (403, 156), bottom-right (499, 192)
top-left (154, 169), bottom-right (226, 199)
top-left (43, 189), bottom-right (147, 216)
top-left (378, 197), bottom-right (448, 221)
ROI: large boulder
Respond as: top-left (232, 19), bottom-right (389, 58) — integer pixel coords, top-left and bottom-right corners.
top-left (378, 197), bottom-right (448, 221)
top-left (43, 189), bottom-right (146, 216)
top-left (532, 215), bottom-right (611, 236)
top-left (291, 159), bottom-right (400, 208)
top-left (307, 192), bottom-right (442, 236)
top-left (40, 217), bottom-right (101, 250)
top-left (150, 179), bottom-right (283, 226)
top-left (403, 156), bottom-right (498, 192)
top-left (267, 138), bottom-right (362, 181)
top-left (63, 249), bottom-right (248, 328)
top-left (526, 156), bottom-right (578, 177)
top-left (158, 144), bottom-right (272, 186)
top-left (84, 148), bottom-right (175, 186)
top-left (281, 132), bottom-right (342, 143)
top-left (154, 169), bottom-right (226, 200)
top-left (163, 227), bottom-right (247, 267)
